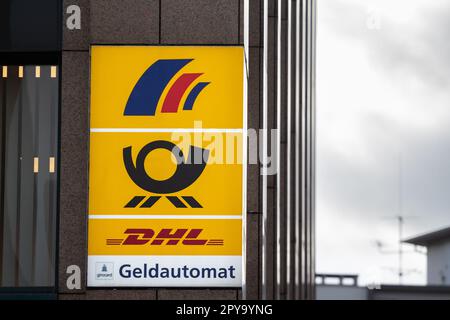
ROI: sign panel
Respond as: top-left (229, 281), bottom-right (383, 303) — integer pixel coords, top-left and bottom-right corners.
top-left (87, 46), bottom-right (245, 287)
top-left (89, 132), bottom-right (243, 215)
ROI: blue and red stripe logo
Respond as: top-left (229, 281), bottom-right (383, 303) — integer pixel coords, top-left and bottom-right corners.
top-left (124, 59), bottom-right (210, 116)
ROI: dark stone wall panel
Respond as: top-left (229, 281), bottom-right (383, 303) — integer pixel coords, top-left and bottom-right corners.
top-left (245, 213), bottom-right (260, 299)
top-left (63, 0), bottom-right (90, 50)
top-left (247, 47), bottom-right (261, 213)
top-left (161, 0), bottom-right (239, 44)
top-left (59, 289), bottom-right (156, 300)
top-left (268, 0), bottom-right (287, 19)
top-left (59, 51), bottom-right (90, 293)
top-left (158, 289), bottom-right (237, 300)
top-left (91, 0), bottom-right (159, 44)
top-left (249, 0), bottom-right (261, 47)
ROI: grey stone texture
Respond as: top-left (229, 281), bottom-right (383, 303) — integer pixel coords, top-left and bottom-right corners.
top-left (161, 0), bottom-right (240, 44)
top-left (91, 0), bottom-right (159, 44)
top-left (59, 51), bottom-right (90, 293)
top-left (245, 213), bottom-right (260, 299)
top-left (59, 289), bottom-right (156, 300)
top-left (63, 0), bottom-right (90, 50)
top-left (158, 289), bottom-right (237, 300)
top-left (249, 0), bottom-right (261, 47)
top-left (247, 47), bottom-right (261, 213)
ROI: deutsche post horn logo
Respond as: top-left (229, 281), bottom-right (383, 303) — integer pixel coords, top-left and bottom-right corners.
top-left (124, 59), bottom-right (210, 116)
top-left (123, 141), bottom-right (209, 208)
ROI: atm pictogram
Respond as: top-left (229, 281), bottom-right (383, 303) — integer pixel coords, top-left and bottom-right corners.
top-left (123, 140), bottom-right (209, 208)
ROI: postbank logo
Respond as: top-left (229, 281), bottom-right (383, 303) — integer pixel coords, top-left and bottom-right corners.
top-left (90, 46), bottom-right (244, 129)
top-left (124, 59), bottom-right (210, 116)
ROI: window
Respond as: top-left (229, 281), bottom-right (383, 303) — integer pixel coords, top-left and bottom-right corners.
top-left (0, 64), bottom-right (58, 288)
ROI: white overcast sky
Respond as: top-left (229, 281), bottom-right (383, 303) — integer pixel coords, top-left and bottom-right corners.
top-left (316, 0), bottom-right (450, 285)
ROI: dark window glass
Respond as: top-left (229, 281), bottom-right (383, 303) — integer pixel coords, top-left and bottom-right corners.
top-left (0, 65), bottom-right (58, 287)
top-left (0, 0), bottom-right (62, 52)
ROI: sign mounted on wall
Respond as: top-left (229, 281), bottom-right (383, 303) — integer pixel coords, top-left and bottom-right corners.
top-left (87, 46), bottom-right (246, 287)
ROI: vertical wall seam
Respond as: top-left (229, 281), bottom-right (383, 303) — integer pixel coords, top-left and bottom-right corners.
top-left (286, 0), bottom-right (293, 300)
top-left (294, 0), bottom-right (301, 300)
top-left (261, 0), bottom-right (269, 300)
top-left (275, 0), bottom-right (282, 301)
top-left (311, 0), bottom-right (317, 299)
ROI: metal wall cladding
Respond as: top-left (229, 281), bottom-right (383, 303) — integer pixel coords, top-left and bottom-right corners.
top-left (260, 0), bottom-right (317, 300)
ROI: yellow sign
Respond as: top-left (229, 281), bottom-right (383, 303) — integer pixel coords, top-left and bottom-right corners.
top-left (90, 46), bottom-right (244, 129)
top-left (88, 218), bottom-right (242, 256)
top-left (88, 46), bottom-right (245, 287)
top-left (89, 132), bottom-right (243, 215)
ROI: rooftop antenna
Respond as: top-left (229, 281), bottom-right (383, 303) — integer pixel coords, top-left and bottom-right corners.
top-left (396, 153), bottom-right (405, 284)
top-left (398, 154), bottom-right (403, 284)
top-left (379, 153), bottom-right (419, 285)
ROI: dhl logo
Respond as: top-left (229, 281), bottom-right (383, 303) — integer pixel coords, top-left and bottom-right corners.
top-left (124, 59), bottom-right (210, 116)
top-left (106, 228), bottom-right (224, 246)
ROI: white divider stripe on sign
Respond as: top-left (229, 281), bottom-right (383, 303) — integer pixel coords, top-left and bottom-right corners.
top-left (90, 128), bottom-right (243, 133)
top-left (88, 215), bottom-right (242, 220)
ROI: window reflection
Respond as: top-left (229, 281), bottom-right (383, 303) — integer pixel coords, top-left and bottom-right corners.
top-left (0, 65), bottom-right (58, 287)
